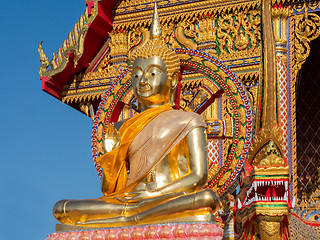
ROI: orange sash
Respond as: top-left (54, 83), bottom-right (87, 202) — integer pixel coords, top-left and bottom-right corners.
top-left (96, 104), bottom-right (172, 194)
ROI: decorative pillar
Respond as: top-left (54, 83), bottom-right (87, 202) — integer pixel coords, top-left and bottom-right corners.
top-left (272, 4), bottom-right (292, 194)
top-left (237, 0), bottom-right (291, 239)
top-left (256, 215), bottom-right (288, 240)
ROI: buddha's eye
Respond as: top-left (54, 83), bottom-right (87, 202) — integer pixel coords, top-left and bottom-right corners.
top-left (149, 68), bottom-right (161, 77)
top-left (132, 70), bottom-right (141, 78)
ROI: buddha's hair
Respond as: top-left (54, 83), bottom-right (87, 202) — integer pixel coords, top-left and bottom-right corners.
top-left (130, 38), bottom-right (180, 77)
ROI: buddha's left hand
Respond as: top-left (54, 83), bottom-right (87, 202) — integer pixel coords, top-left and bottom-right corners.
top-left (116, 189), bottom-right (183, 202)
top-left (118, 190), bottom-right (162, 202)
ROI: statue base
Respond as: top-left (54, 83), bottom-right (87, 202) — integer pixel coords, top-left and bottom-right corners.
top-left (45, 222), bottom-right (223, 239)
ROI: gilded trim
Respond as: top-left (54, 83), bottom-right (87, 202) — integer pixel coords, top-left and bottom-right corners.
top-left (289, 10), bottom-right (320, 198)
top-left (114, 0), bottom-right (260, 30)
top-left (38, 1), bottom-right (100, 77)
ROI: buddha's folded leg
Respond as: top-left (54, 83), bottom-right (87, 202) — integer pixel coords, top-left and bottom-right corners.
top-left (134, 189), bottom-right (220, 223)
top-left (53, 192), bottom-right (184, 225)
top-left (53, 198), bottom-right (125, 224)
top-left (77, 189), bottom-right (219, 226)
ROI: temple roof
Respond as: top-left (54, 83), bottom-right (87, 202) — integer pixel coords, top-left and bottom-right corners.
top-left (38, 0), bottom-right (119, 102)
top-left (38, 0), bottom-right (298, 114)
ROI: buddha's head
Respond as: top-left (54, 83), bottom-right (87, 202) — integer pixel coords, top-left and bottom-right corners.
top-left (130, 4), bottom-right (180, 110)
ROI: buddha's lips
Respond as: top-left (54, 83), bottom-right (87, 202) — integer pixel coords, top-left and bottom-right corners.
top-left (239, 179), bottom-right (290, 209)
top-left (138, 85), bottom-right (151, 93)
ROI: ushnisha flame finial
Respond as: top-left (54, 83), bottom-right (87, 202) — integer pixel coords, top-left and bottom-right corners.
top-left (130, 0), bottom-right (180, 79)
top-left (150, 2), bottom-right (162, 39)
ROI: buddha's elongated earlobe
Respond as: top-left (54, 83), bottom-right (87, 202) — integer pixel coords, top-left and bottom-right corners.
top-left (169, 71), bottom-right (179, 106)
top-left (170, 72), bottom-right (179, 89)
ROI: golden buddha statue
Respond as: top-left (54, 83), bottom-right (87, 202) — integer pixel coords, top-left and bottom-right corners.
top-left (53, 4), bottom-right (219, 229)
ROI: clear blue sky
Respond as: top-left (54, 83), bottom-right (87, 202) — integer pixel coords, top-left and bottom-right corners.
top-left (0, 1), bottom-right (102, 239)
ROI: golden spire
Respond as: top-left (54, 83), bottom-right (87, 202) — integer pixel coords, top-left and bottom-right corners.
top-left (150, 2), bottom-right (162, 39)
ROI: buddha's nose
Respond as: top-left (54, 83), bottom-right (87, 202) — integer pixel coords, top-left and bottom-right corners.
top-left (140, 73), bottom-right (149, 85)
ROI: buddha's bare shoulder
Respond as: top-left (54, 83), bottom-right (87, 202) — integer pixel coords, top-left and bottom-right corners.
top-left (114, 109), bottom-right (205, 131)
top-left (159, 109), bottom-right (206, 126)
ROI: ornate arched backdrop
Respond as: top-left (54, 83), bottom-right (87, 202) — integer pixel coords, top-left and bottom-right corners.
top-left (92, 49), bottom-right (252, 196)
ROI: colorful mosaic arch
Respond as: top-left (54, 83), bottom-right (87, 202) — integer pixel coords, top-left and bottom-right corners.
top-left (92, 49), bottom-right (252, 195)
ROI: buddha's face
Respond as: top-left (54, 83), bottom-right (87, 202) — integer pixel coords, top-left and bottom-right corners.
top-left (132, 56), bottom-right (170, 107)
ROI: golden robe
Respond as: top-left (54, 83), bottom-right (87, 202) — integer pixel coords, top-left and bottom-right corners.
top-left (126, 109), bottom-right (206, 187)
top-left (97, 106), bottom-right (206, 195)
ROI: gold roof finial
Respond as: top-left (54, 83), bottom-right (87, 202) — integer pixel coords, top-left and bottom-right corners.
top-left (150, 2), bottom-right (162, 39)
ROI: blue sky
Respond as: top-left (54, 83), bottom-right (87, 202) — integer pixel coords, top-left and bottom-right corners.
top-left (0, 1), bottom-right (102, 239)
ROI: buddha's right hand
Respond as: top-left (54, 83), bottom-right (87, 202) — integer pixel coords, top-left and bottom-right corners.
top-left (102, 123), bottom-right (121, 153)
